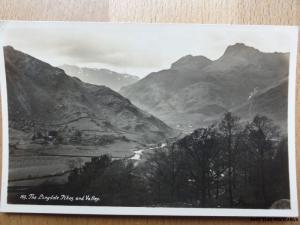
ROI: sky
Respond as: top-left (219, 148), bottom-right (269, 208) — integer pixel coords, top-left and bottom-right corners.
top-left (0, 22), bottom-right (294, 78)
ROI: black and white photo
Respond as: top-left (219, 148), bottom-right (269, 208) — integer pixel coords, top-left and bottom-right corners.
top-left (0, 22), bottom-right (298, 217)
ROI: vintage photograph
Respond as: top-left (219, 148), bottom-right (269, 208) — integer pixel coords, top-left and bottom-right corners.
top-left (0, 22), bottom-right (298, 216)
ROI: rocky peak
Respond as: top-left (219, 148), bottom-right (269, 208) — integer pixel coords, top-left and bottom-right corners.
top-left (171, 55), bottom-right (212, 70)
top-left (222, 43), bottom-right (261, 58)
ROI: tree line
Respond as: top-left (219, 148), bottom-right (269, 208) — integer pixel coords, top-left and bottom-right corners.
top-left (142, 113), bottom-right (289, 208)
top-left (10, 112), bottom-right (290, 208)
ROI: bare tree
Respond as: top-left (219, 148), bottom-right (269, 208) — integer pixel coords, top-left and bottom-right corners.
top-left (178, 126), bottom-right (219, 207)
top-left (246, 115), bottom-right (280, 207)
top-left (218, 112), bottom-right (241, 207)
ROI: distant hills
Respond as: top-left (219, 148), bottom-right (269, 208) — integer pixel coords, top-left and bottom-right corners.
top-left (5, 42), bottom-right (289, 142)
top-left (120, 43), bottom-right (289, 132)
top-left (4, 46), bottom-right (175, 146)
top-left (59, 64), bottom-right (139, 92)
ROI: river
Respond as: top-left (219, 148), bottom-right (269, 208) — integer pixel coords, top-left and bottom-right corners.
top-left (130, 143), bottom-right (167, 161)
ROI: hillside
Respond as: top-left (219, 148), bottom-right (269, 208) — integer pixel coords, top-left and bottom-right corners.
top-left (4, 46), bottom-right (175, 147)
top-left (234, 78), bottom-right (288, 131)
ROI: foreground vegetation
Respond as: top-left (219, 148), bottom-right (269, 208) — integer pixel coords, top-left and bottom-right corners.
top-left (9, 113), bottom-right (290, 208)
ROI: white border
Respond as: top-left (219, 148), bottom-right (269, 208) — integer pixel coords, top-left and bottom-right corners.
top-left (0, 21), bottom-right (298, 217)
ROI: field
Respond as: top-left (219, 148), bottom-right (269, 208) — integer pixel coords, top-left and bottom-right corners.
top-left (8, 139), bottom-right (140, 187)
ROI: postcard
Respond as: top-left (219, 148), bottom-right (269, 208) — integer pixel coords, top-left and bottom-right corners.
top-left (0, 21), bottom-right (298, 217)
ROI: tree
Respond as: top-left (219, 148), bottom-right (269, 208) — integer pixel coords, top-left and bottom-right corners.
top-left (218, 112), bottom-right (241, 207)
top-left (177, 126), bottom-right (219, 207)
top-left (87, 159), bottom-right (148, 206)
top-left (245, 115), bottom-right (280, 207)
top-left (143, 144), bottom-right (186, 205)
top-left (66, 154), bottom-right (112, 195)
top-left (269, 137), bottom-right (290, 204)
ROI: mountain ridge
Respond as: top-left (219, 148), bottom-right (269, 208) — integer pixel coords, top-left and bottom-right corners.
top-left (4, 46), bottom-right (175, 146)
top-left (59, 64), bottom-right (139, 92)
top-left (120, 43), bottom-right (289, 132)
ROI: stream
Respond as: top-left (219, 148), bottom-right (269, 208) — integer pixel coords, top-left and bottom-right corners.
top-left (130, 143), bottom-right (167, 161)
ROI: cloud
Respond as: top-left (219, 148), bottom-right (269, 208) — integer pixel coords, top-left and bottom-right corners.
top-left (1, 22), bottom-right (293, 77)
top-left (3, 24), bottom-right (164, 71)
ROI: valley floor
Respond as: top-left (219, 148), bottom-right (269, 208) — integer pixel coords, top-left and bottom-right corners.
top-left (8, 140), bottom-right (150, 187)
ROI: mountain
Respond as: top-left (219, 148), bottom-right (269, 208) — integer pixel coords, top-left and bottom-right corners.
top-left (171, 55), bottom-right (212, 71)
top-left (234, 78), bottom-right (288, 131)
top-left (59, 64), bottom-right (139, 92)
top-left (120, 43), bottom-right (289, 132)
top-left (4, 46), bottom-right (175, 147)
